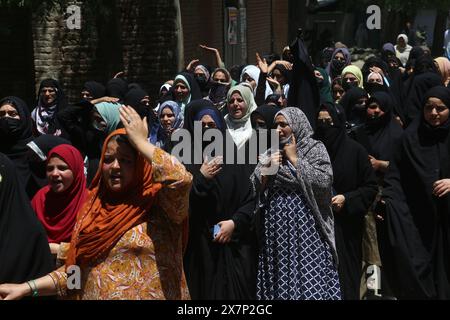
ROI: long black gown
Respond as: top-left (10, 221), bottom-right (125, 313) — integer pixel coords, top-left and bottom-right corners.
top-left (182, 99), bottom-right (257, 300)
top-left (380, 86), bottom-right (450, 299)
top-left (0, 153), bottom-right (54, 284)
top-left (315, 102), bottom-right (378, 300)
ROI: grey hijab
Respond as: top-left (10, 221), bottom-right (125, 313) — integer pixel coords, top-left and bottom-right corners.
top-left (251, 107), bottom-right (337, 265)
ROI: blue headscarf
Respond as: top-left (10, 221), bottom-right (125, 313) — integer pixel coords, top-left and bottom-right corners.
top-left (194, 108), bottom-right (224, 130)
top-left (150, 100), bottom-right (184, 148)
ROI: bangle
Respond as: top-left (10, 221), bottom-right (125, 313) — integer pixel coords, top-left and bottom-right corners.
top-left (27, 280), bottom-right (39, 298)
top-left (26, 281), bottom-right (33, 296)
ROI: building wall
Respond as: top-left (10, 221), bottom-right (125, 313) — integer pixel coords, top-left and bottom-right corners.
top-left (118, 0), bottom-right (180, 96)
top-left (180, 0), bottom-right (289, 67)
top-left (180, 0), bottom-right (224, 69)
top-left (30, 0), bottom-right (180, 105)
top-left (0, 7), bottom-right (35, 107)
top-left (246, 0), bottom-right (272, 61)
top-left (272, 0), bottom-right (289, 55)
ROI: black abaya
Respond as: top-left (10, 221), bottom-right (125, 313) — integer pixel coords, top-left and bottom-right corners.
top-left (182, 100), bottom-right (257, 300)
top-left (380, 86), bottom-right (450, 299)
top-left (0, 96), bottom-right (37, 198)
top-left (315, 102), bottom-right (378, 300)
top-left (0, 153), bottom-right (54, 284)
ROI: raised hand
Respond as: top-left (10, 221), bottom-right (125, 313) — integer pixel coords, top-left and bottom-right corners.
top-left (256, 52), bottom-right (269, 74)
top-left (199, 44), bottom-right (218, 53)
top-left (119, 105), bottom-right (149, 149)
top-left (113, 71), bottom-right (125, 79)
top-left (266, 76), bottom-right (282, 93)
top-left (283, 135), bottom-right (298, 165)
top-left (186, 59), bottom-right (200, 71)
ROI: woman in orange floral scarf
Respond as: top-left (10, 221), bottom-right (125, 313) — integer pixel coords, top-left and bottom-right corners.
top-left (0, 106), bottom-right (192, 300)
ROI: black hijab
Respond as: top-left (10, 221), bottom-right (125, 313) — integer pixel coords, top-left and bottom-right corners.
top-left (339, 87), bottom-right (368, 128)
top-left (123, 86), bottom-right (160, 149)
top-left (381, 86), bottom-right (450, 299)
top-left (0, 153), bottom-right (53, 284)
top-left (272, 63), bottom-right (293, 86)
top-left (0, 96), bottom-right (35, 195)
top-left (405, 72), bottom-right (442, 124)
top-left (250, 104), bottom-right (279, 156)
top-left (314, 102), bottom-right (347, 162)
top-left (106, 78), bottom-right (128, 101)
top-left (124, 87), bottom-right (150, 119)
top-left (250, 104), bottom-right (278, 130)
top-left (365, 92), bottom-right (404, 161)
top-left (37, 79), bottom-right (67, 109)
top-left (178, 72), bottom-right (203, 102)
top-left (315, 101), bottom-right (379, 300)
top-left (362, 57), bottom-right (388, 79)
top-left (82, 81), bottom-right (106, 100)
top-left (34, 79), bottom-right (68, 136)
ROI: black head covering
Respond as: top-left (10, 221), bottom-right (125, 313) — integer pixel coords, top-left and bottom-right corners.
top-left (250, 104), bottom-right (279, 155)
top-left (37, 79), bottom-right (67, 109)
top-left (34, 79), bottom-right (68, 137)
top-left (380, 86), bottom-right (450, 299)
top-left (27, 135), bottom-right (72, 162)
top-left (250, 104), bottom-right (279, 130)
top-left (124, 87), bottom-right (149, 119)
top-left (362, 56), bottom-right (389, 95)
top-left (183, 99), bottom-right (226, 135)
top-left (420, 86), bottom-right (450, 138)
top-left (365, 92), bottom-right (404, 160)
top-left (272, 64), bottom-right (293, 85)
top-left (180, 99), bottom-right (228, 168)
top-left (414, 55), bottom-right (439, 76)
top-left (362, 57), bottom-right (388, 79)
top-left (128, 83), bottom-right (143, 91)
top-left (410, 46), bottom-right (426, 61)
top-left (265, 94), bottom-right (283, 107)
top-left (314, 102), bottom-right (347, 162)
top-left (339, 87), bottom-right (368, 127)
top-left (82, 81), bottom-right (106, 100)
top-left (0, 96), bottom-right (32, 142)
top-left (405, 72), bottom-right (443, 124)
top-left (106, 78), bottom-right (128, 100)
top-left (0, 96), bottom-right (35, 195)
top-left (0, 153), bottom-right (53, 283)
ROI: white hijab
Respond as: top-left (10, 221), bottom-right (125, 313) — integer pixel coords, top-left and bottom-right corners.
top-left (240, 65), bottom-right (273, 99)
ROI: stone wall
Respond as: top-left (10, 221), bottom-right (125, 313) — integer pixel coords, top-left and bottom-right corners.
top-left (30, 0), bottom-right (180, 105)
top-left (0, 7), bottom-right (35, 107)
top-left (118, 0), bottom-right (180, 98)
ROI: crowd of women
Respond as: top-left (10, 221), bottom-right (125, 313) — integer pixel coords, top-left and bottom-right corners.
top-left (0, 34), bottom-right (450, 300)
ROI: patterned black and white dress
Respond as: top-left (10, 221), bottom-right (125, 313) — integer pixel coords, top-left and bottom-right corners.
top-left (256, 185), bottom-right (341, 300)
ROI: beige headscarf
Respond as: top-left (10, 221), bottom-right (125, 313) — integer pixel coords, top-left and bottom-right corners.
top-left (435, 57), bottom-right (450, 86)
